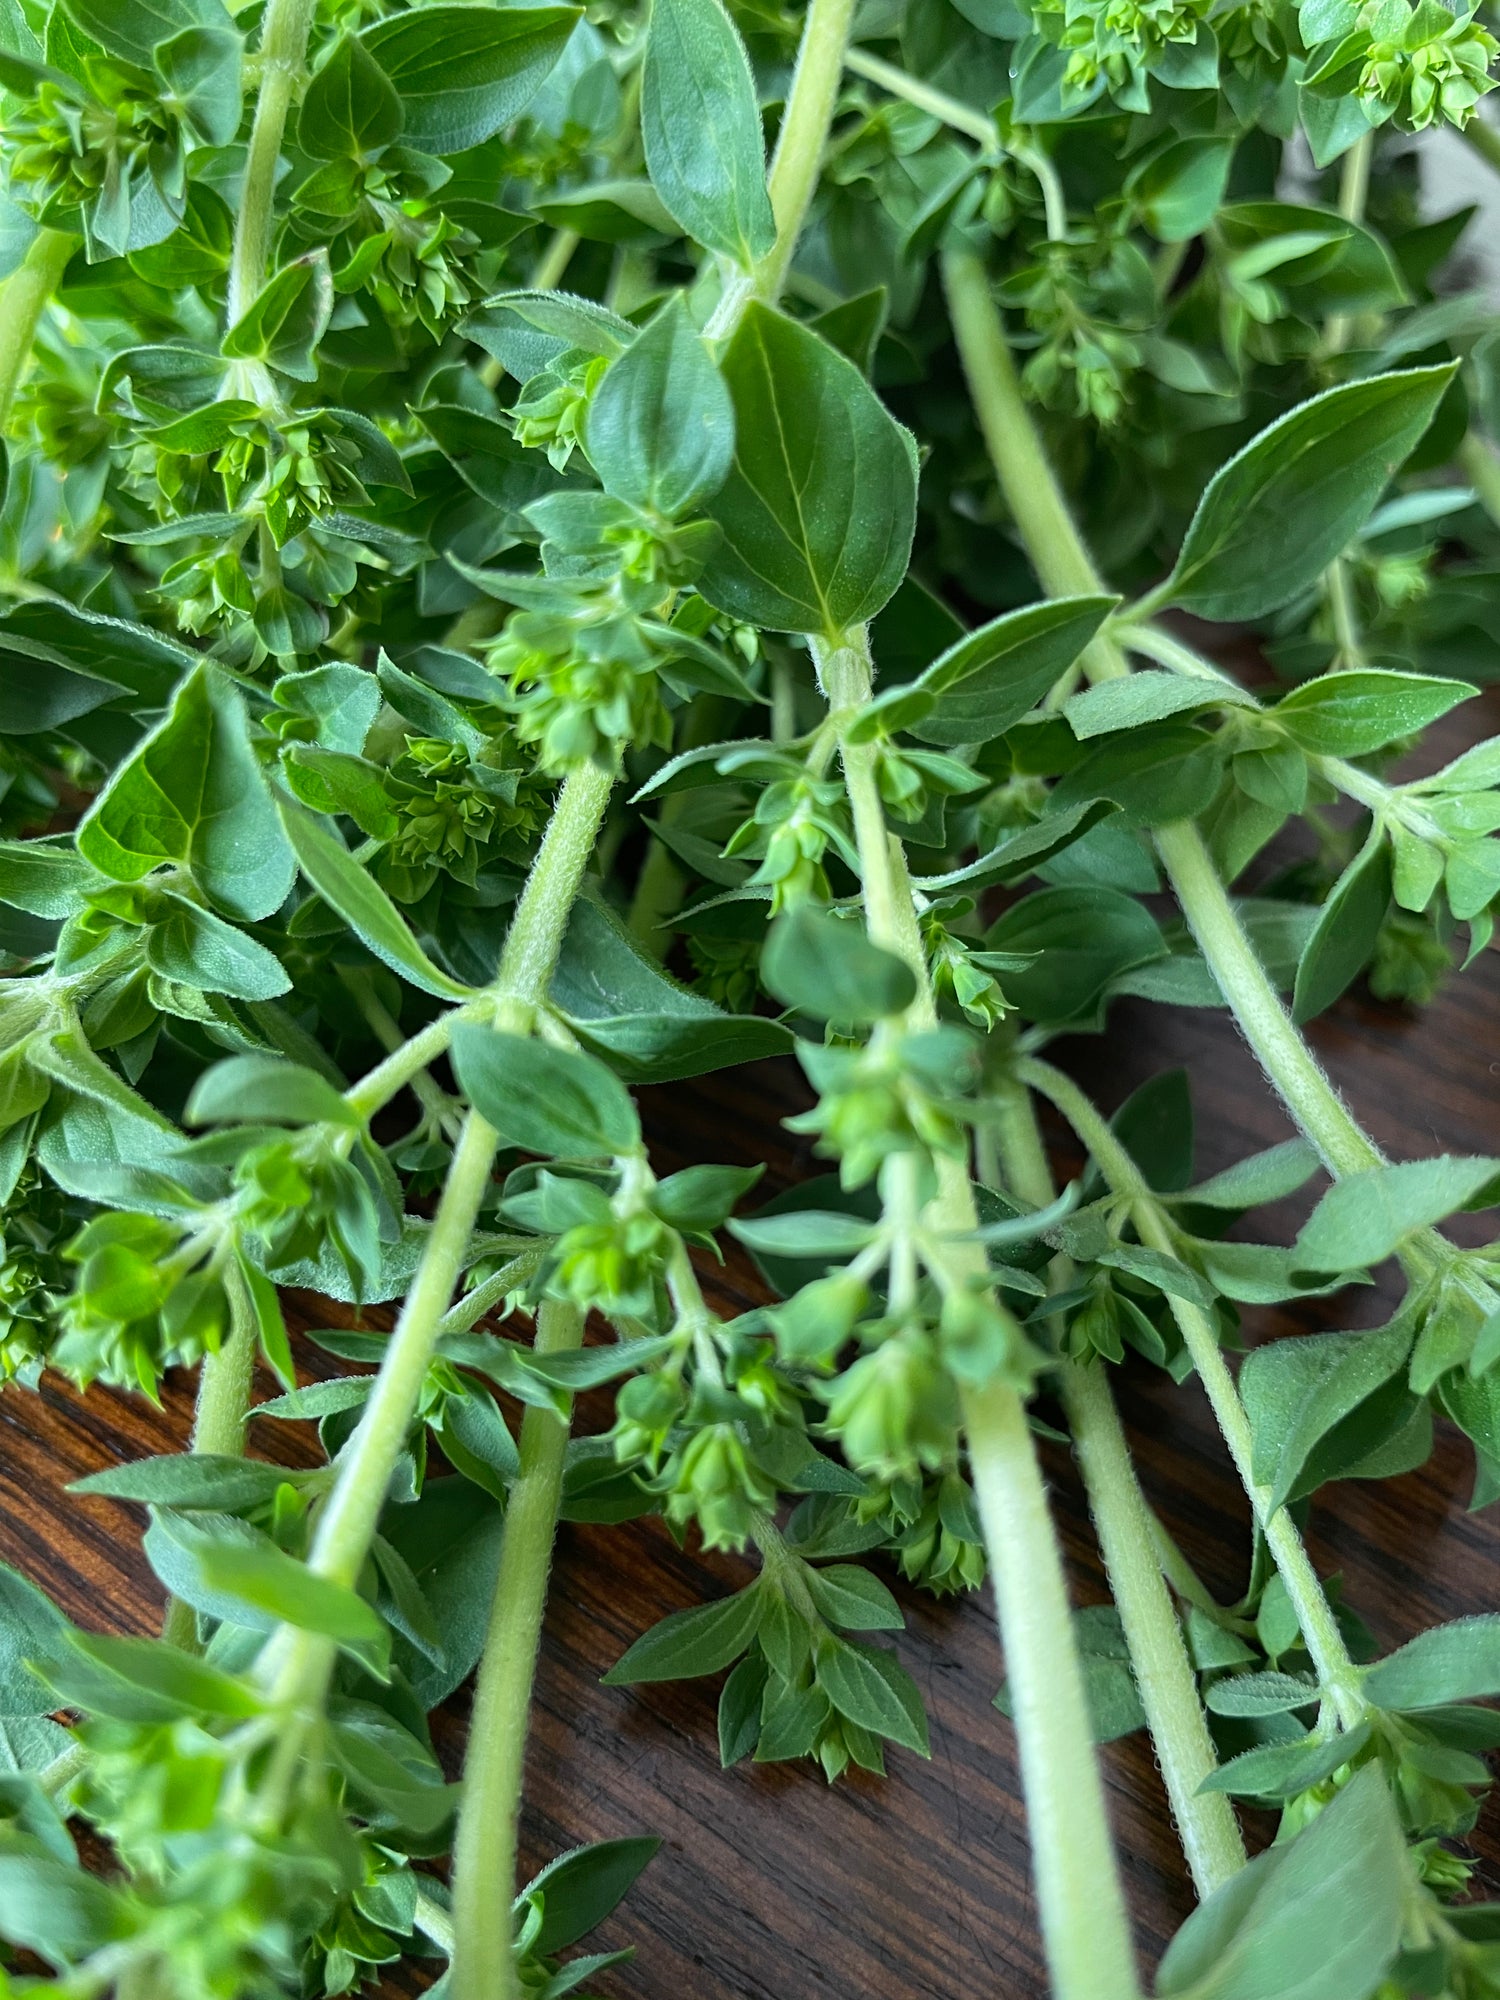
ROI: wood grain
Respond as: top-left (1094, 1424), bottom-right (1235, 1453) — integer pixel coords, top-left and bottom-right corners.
top-left (3, 690), bottom-right (1498, 2000)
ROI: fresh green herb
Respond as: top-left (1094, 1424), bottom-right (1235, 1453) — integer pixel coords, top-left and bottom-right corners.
top-left (0, 0), bottom-right (1498, 1995)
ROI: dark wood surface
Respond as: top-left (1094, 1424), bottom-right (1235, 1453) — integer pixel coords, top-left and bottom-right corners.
top-left (4, 691), bottom-right (1499, 1999)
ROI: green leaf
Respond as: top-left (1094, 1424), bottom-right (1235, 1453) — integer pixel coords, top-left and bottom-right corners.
top-left (0, 1854), bottom-right (130, 1968)
top-left (155, 25), bottom-right (243, 147)
top-left (0, 840), bottom-right (102, 919)
top-left (0, 1562), bottom-right (72, 1718)
top-left (912, 798), bottom-right (1118, 894)
top-left (1158, 366), bottom-right (1457, 621)
top-left (1156, 1767), bottom-right (1403, 2000)
top-left (1364, 1616), bottom-right (1500, 1711)
top-left (1199, 1722), bottom-right (1373, 1800)
top-left (1126, 135), bottom-right (1235, 243)
top-left (525, 1837), bottom-right (662, 1955)
top-left (1240, 1318), bottom-right (1414, 1514)
top-left (803, 1563), bottom-right (904, 1633)
top-left (1294, 1156), bottom-right (1500, 1271)
top-left (381, 1478), bottom-right (504, 1706)
top-left (700, 304), bottom-right (918, 637)
top-left (61, 0), bottom-right (228, 68)
top-left (222, 253), bottom-right (334, 383)
top-left (986, 887), bottom-right (1165, 1026)
top-left (761, 902), bottom-right (916, 1022)
top-left (71, 1454), bottom-right (298, 1512)
top-left (603, 1584), bottom-right (764, 1683)
top-left (451, 1025), bottom-right (641, 1158)
top-left (145, 894), bottom-right (292, 1001)
top-left (817, 1638), bottom-right (929, 1754)
top-left (184, 1053), bottom-right (355, 1129)
top-left (1051, 722), bottom-right (1226, 827)
top-left (1065, 668), bottom-right (1257, 740)
top-left (1176, 1139), bottom-right (1321, 1211)
top-left (1272, 668), bottom-right (1476, 758)
top-left (276, 795), bottom-right (474, 1000)
top-left (905, 596), bottom-right (1117, 746)
top-left (37, 1629), bottom-right (262, 1723)
top-left (729, 1208), bottom-right (875, 1258)
top-left (76, 664), bottom-right (294, 922)
top-left (362, 4), bottom-right (580, 155)
top-left (553, 895), bottom-right (791, 1082)
top-left (299, 32), bottom-right (403, 160)
top-left (640, 0), bottom-right (774, 266)
top-left (1291, 831), bottom-right (1391, 1025)
top-left (144, 1512), bottom-right (388, 1675)
top-left (585, 297), bottom-right (735, 518)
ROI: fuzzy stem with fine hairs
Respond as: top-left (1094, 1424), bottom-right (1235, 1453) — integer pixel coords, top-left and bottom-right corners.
top-left (1020, 1057), bottom-right (1366, 1732)
top-left (228, 0), bottom-right (319, 322)
top-left (449, 1299), bottom-right (585, 2000)
top-left (255, 758), bottom-right (616, 1786)
top-left (940, 248), bottom-right (1392, 1186)
top-left (820, 627), bottom-right (1142, 2000)
top-left (987, 1078), bottom-right (1246, 1896)
top-left (704, 0), bottom-right (856, 338)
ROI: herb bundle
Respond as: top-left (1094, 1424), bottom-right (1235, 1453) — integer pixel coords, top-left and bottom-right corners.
top-left (0, 0), bottom-right (1498, 1991)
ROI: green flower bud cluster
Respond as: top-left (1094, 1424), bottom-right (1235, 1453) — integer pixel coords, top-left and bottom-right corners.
top-left (660, 1414), bottom-right (780, 1551)
top-left (231, 1128), bottom-right (391, 1296)
top-left (859, 1471), bottom-right (988, 1596)
top-left (1065, 1268), bottom-right (1168, 1365)
top-left (923, 901), bottom-right (1014, 1029)
top-left (55, 1209), bottom-right (227, 1392)
top-left (487, 600), bottom-right (673, 772)
top-left (791, 1025), bottom-right (980, 1188)
top-left (0, 1166), bottom-right (75, 1385)
top-left (997, 229), bottom-right (1160, 431)
top-left (724, 769), bottom-right (850, 911)
top-left (1027, 0), bottom-right (1212, 105)
top-left (1304, 0), bottom-right (1499, 132)
top-left (379, 736), bottom-right (552, 897)
top-left (513, 354), bottom-right (610, 472)
top-left (821, 1326), bottom-right (959, 1483)
top-left (5, 67), bottom-right (188, 259)
top-left (292, 145), bottom-right (489, 338)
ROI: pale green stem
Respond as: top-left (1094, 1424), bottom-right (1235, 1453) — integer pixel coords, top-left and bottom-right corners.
top-left (1325, 558), bottom-right (1365, 665)
top-left (0, 230), bottom-right (73, 432)
top-left (259, 757), bottom-right (615, 1730)
top-left (229, 0), bottom-right (318, 323)
top-left (437, 1244), bottom-right (549, 1342)
top-left (1462, 111), bottom-right (1500, 176)
top-left (1324, 133), bottom-right (1373, 353)
top-left (343, 1002), bottom-right (487, 1124)
top-left (942, 249), bottom-right (1395, 1187)
top-left (40, 1739), bottom-right (88, 1798)
top-left (706, 0), bottom-right (856, 336)
top-left (988, 1079), bottom-right (1246, 1896)
top-left (1015, 143), bottom-right (1068, 242)
top-left (1151, 820), bottom-right (1389, 1181)
top-left (162, 1261), bottom-right (261, 1652)
top-left (531, 229), bottom-right (580, 293)
top-left (1338, 131), bottom-right (1373, 222)
top-left (450, 1299), bottom-right (585, 2000)
top-left (342, 969), bottom-right (463, 1140)
top-left (1459, 432), bottom-right (1500, 532)
top-left (821, 629), bottom-right (1141, 2000)
top-left (843, 46), bottom-right (996, 145)
top-left (1020, 1057), bottom-right (1366, 1732)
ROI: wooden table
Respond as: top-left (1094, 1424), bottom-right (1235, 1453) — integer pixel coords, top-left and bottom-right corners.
top-left (4, 691), bottom-right (1498, 2000)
